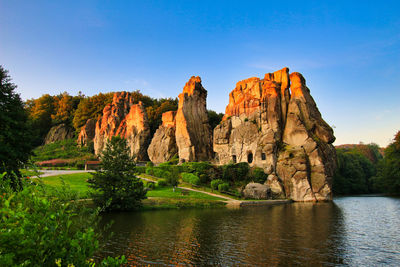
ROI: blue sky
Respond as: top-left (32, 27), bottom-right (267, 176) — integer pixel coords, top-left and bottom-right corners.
top-left (1, 0), bottom-right (399, 147)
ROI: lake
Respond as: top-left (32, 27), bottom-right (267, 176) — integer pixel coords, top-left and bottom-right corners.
top-left (98, 196), bottom-right (400, 266)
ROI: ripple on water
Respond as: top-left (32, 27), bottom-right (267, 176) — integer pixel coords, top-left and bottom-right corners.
top-left (97, 196), bottom-right (400, 266)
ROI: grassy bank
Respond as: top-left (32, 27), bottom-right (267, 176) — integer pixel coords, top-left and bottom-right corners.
top-left (38, 172), bottom-right (227, 209)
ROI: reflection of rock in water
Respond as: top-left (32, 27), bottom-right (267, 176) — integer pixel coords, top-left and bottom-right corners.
top-left (96, 204), bottom-right (346, 266)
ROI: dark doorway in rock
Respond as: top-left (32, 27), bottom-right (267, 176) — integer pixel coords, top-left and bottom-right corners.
top-left (232, 155), bottom-right (237, 163)
top-left (261, 153), bottom-right (266, 161)
top-left (247, 152), bottom-right (253, 163)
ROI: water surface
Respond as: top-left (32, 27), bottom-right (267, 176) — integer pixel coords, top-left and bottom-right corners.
top-left (98, 196), bottom-right (400, 266)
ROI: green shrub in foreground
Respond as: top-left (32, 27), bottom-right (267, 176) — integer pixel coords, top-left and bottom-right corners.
top-left (0, 174), bottom-right (126, 266)
top-left (218, 183), bottom-right (230, 192)
top-left (157, 179), bottom-right (168, 187)
top-left (210, 179), bottom-right (224, 190)
top-left (181, 172), bottom-right (200, 186)
top-left (249, 167), bottom-right (268, 184)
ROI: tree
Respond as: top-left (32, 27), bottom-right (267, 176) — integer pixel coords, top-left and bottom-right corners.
top-left (72, 92), bottom-right (113, 131)
top-left (88, 136), bottom-right (146, 211)
top-left (207, 110), bottom-right (224, 130)
top-left (373, 131), bottom-right (400, 194)
top-left (25, 94), bottom-right (55, 145)
top-left (0, 66), bottom-right (34, 188)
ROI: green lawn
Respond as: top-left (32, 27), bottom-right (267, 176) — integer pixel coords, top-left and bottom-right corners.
top-left (38, 173), bottom-right (225, 202)
top-left (39, 173), bottom-right (92, 198)
top-left (147, 187), bottom-right (224, 200)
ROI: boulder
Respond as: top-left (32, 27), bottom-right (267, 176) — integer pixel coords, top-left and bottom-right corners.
top-left (147, 111), bottom-right (178, 163)
top-left (175, 76), bottom-right (212, 162)
top-left (243, 182), bottom-right (271, 200)
top-left (77, 118), bottom-right (96, 146)
top-left (44, 123), bottom-right (74, 144)
top-left (213, 67), bottom-right (336, 202)
top-left (93, 92), bottom-right (151, 161)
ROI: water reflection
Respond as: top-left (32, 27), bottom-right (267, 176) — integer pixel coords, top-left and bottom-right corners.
top-left (98, 202), bottom-right (350, 266)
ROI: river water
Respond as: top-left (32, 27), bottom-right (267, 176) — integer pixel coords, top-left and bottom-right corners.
top-left (98, 196), bottom-right (400, 266)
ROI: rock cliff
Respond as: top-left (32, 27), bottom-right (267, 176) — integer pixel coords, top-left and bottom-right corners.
top-left (175, 76), bottom-right (213, 162)
top-left (147, 111), bottom-right (178, 163)
top-left (93, 92), bottom-right (151, 161)
top-left (213, 68), bottom-right (336, 201)
top-left (77, 119), bottom-right (96, 146)
top-left (44, 123), bottom-right (74, 144)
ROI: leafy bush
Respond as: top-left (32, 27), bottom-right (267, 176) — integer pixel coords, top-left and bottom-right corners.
top-left (181, 172), bottom-right (200, 186)
top-left (218, 183), bottom-right (230, 192)
top-left (221, 162), bottom-right (250, 184)
top-left (153, 168), bottom-right (171, 179)
top-left (157, 179), bottom-right (168, 187)
top-left (249, 167), bottom-right (268, 184)
top-left (144, 180), bottom-right (155, 190)
top-left (135, 166), bottom-right (146, 174)
top-left (88, 136), bottom-right (146, 211)
top-left (210, 179), bottom-right (224, 190)
top-left (199, 174), bottom-right (209, 184)
top-left (146, 161), bottom-right (154, 167)
top-left (0, 173), bottom-right (126, 266)
top-left (145, 167), bottom-right (154, 175)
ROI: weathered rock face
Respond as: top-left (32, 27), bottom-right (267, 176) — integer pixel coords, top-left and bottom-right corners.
top-left (175, 76), bottom-right (212, 162)
top-left (147, 111), bottom-right (178, 164)
top-left (214, 68), bottom-right (336, 201)
top-left (93, 92), bottom-right (151, 161)
top-left (44, 123), bottom-right (74, 144)
top-left (77, 119), bottom-right (96, 146)
top-left (242, 182), bottom-right (271, 200)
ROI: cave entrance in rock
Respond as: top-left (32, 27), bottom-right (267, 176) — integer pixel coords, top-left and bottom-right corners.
top-left (232, 155), bottom-right (237, 163)
top-left (261, 153), bottom-right (266, 161)
top-left (247, 152), bottom-right (253, 163)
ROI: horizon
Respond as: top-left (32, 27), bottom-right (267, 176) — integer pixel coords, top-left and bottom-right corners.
top-left (1, 0), bottom-right (399, 147)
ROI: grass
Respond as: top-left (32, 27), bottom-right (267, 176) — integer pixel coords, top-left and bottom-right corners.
top-left (31, 139), bottom-right (97, 168)
top-left (147, 186), bottom-right (224, 200)
top-left (38, 173), bottom-right (92, 198)
top-left (37, 173), bottom-right (227, 209)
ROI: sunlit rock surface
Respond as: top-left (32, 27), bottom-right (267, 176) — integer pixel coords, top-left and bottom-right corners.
top-left (93, 92), bottom-right (151, 161)
top-left (213, 68), bottom-right (336, 201)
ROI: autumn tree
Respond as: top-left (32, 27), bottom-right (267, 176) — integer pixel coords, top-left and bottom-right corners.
top-left (72, 92), bottom-right (113, 131)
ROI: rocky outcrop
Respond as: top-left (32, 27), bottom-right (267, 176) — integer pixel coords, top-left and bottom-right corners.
top-left (175, 76), bottom-right (212, 162)
top-left (44, 123), bottom-right (74, 144)
top-left (77, 119), bottom-right (96, 146)
top-left (147, 111), bottom-right (178, 164)
top-left (93, 92), bottom-right (151, 161)
top-left (214, 67), bottom-right (336, 201)
top-left (242, 182), bottom-right (271, 199)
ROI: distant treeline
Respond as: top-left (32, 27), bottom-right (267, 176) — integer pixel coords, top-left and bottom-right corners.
top-left (25, 91), bottom-right (224, 146)
top-left (333, 133), bottom-right (400, 195)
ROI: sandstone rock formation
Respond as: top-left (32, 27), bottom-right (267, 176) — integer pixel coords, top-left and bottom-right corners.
top-left (213, 67), bottom-right (336, 201)
top-left (77, 119), bottom-right (96, 146)
top-left (44, 123), bottom-right (74, 144)
top-left (93, 92), bottom-right (151, 161)
top-left (242, 182), bottom-right (271, 200)
top-left (147, 111), bottom-right (178, 164)
top-left (175, 76), bottom-right (212, 162)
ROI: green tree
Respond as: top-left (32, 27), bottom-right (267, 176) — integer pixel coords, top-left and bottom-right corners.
top-left (207, 110), bottom-right (224, 130)
top-left (333, 149), bottom-right (376, 195)
top-left (88, 136), bottom-right (146, 211)
top-left (373, 131), bottom-right (400, 194)
top-left (0, 66), bottom-right (34, 188)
